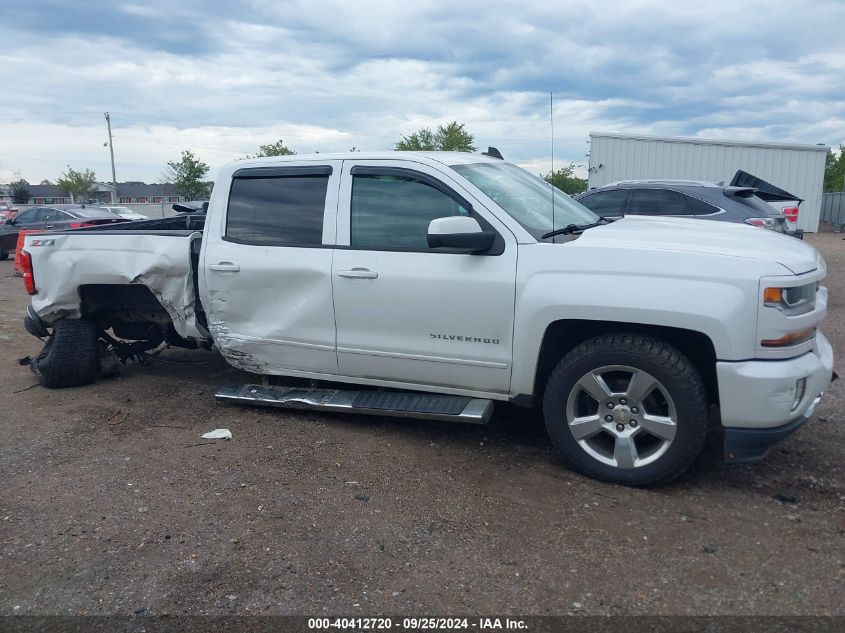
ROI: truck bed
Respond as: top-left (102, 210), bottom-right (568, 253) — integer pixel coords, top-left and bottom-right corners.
top-left (71, 212), bottom-right (206, 233)
top-left (25, 216), bottom-right (208, 340)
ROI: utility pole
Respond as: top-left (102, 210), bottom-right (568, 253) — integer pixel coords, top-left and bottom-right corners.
top-left (104, 112), bottom-right (117, 203)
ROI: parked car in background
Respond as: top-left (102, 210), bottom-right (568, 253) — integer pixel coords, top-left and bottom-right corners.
top-left (96, 205), bottom-right (149, 221)
top-left (0, 200), bottom-right (20, 221)
top-left (0, 205), bottom-right (130, 260)
top-left (730, 170), bottom-right (803, 236)
top-left (576, 180), bottom-right (798, 236)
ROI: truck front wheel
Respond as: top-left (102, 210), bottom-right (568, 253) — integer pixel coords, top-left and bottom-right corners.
top-left (32, 319), bottom-right (100, 388)
top-left (542, 334), bottom-right (708, 486)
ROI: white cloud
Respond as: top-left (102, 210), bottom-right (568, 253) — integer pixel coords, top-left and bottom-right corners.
top-left (1, 0), bottom-right (844, 182)
top-left (119, 3), bottom-right (163, 18)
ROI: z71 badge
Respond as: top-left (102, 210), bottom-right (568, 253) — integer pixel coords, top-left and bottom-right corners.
top-left (29, 239), bottom-right (57, 247)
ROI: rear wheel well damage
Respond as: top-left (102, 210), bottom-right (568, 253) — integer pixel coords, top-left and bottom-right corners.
top-left (529, 319), bottom-right (719, 408)
top-left (78, 284), bottom-right (207, 361)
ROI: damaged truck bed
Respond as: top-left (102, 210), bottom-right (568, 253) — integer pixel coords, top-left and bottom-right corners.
top-left (24, 213), bottom-right (210, 361)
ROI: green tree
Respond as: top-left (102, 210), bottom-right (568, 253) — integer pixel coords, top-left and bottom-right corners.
top-left (253, 139), bottom-right (297, 158)
top-left (56, 166), bottom-right (97, 203)
top-left (542, 163), bottom-right (588, 195)
top-left (166, 150), bottom-right (210, 200)
top-left (397, 127), bottom-right (436, 150)
top-left (9, 180), bottom-right (31, 204)
top-left (823, 145), bottom-right (845, 192)
top-left (396, 121), bottom-right (477, 152)
top-left (39, 179), bottom-right (52, 186)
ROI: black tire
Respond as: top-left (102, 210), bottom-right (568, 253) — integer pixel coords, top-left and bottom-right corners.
top-left (33, 319), bottom-right (100, 388)
top-left (542, 333), bottom-right (708, 486)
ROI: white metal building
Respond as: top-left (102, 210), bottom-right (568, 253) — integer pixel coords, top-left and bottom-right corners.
top-left (587, 132), bottom-right (829, 231)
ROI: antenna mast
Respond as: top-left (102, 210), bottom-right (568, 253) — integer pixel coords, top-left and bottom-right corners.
top-left (550, 91), bottom-right (555, 243)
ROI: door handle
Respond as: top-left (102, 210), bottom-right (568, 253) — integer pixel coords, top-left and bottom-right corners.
top-left (338, 268), bottom-right (378, 279)
top-left (208, 262), bottom-right (241, 272)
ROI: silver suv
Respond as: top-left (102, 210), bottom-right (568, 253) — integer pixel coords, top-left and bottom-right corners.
top-left (576, 180), bottom-right (800, 236)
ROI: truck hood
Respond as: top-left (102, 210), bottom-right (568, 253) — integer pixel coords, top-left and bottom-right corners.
top-left (573, 215), bottom-right (820, 275)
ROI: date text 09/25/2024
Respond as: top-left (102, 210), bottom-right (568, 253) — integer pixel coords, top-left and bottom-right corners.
top-left (308, 618), bottom-right (528, 630)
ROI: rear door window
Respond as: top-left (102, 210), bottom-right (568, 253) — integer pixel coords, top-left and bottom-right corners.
top-left (579, 189), bottom-right (629, 216)
top-left (627, 189), bottom-right (693, 216)
top-left (226, 168), bottom-right (330, 246)
top-left (40, 209), bottom-right (63, 223)
top-left (685, 195), bottom-right (721, 215)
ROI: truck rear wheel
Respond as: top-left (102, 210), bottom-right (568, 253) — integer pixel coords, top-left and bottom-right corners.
top-left (32, 319), bottom-right (100, 389)
top-left (542, 333), bottom-right (708, 486)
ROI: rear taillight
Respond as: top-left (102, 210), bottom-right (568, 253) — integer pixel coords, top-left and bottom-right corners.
top-left (21, 250), bottom-right (36, 295)
top-left (69, 222), bottom-right (95, 229)
top-left (744, 217), bottom-right (776, 230)
top-left (783, 207), bottom-right (799, 223)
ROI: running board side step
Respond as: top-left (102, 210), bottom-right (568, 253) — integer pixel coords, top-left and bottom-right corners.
top-left (215, 384), bottom-right (493, 424)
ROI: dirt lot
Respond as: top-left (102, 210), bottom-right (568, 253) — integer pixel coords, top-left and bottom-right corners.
top-left (1, 233), bottom-right (844, 617)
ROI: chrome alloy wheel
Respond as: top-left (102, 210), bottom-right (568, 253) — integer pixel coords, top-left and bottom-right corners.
top-left (564, 365), bottom-right (678, 469)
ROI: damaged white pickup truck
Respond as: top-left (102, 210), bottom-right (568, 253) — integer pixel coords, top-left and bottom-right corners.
top-left (20, 151), bottom-right (835, 485)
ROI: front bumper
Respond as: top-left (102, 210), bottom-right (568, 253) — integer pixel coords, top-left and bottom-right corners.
top-left (717, 331), bottom-right (834, 429)
top-left (723, 395), bottom-right (821, 463)
top-left (718, 331), bottom-right (836, 463)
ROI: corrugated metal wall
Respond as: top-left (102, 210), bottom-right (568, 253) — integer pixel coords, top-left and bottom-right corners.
top-left (588, 133), bottom-right (829, 231)
top-left (821, 192), bottom-right (845, 230)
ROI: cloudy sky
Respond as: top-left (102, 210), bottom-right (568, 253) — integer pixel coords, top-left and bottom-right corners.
top-left (2, 0), bottom-right (844, 184)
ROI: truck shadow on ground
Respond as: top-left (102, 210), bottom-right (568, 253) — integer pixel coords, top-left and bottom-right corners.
top-left (99, 349), bottom-right (834, 494)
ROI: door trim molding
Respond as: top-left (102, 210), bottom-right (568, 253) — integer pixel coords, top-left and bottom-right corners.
top-left (225, 333), bottom-right (336, 352)
top-left (337, 346), bottom-right (509, 369)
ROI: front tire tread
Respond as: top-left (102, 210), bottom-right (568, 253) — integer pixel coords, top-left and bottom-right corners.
top-left (542, 333), bottom-right (708, 486)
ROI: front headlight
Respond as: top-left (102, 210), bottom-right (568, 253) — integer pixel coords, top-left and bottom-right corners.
top-left (763, 283), bottom-right (816, 316)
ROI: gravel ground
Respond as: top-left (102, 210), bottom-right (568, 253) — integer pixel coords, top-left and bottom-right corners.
top-left (0, 233), bottom-right (843, 617)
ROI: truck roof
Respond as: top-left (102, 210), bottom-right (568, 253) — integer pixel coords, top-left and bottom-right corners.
top-left (229, 151), bottom-right (503, 168)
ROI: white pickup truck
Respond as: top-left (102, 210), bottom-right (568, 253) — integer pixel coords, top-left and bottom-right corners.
top-left (19, 151), bottom-right (835, 485)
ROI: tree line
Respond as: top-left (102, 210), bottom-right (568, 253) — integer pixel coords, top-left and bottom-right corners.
top-left (8, 126), bottom-right (843, 204)
top-left (824, 145), bottom-right (845, 192)
top-left (5, 121), bottom-right (590, 203)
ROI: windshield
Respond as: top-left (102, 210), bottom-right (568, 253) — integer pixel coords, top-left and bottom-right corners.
top-left (451, 162), bottom-right (598, 239)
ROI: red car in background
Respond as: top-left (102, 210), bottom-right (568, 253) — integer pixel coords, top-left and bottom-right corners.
top-left (0, 200), bottom-right (19, 221)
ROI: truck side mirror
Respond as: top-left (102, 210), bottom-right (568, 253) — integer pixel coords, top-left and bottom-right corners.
top-left (427, 216), bottom-right (495, 253)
